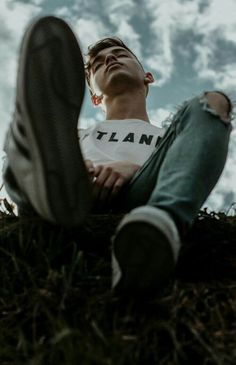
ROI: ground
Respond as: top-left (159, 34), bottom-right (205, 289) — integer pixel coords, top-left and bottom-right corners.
top-left (0, 202), bottom-right (236, 365)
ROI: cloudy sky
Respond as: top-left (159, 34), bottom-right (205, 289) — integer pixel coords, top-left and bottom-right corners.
top-left (0, 0), bottom-right (236, 213)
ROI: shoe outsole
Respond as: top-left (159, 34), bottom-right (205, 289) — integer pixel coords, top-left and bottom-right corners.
top-left (17, 16), bottom-right (91, 225)
top-left (112, 222), bottom-right (175, 295)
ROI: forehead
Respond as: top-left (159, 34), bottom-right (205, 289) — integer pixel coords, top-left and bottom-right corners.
top-left (90, 46), bottom-right (134, 63)
top-left (97, 46), bottom-right (130, 56)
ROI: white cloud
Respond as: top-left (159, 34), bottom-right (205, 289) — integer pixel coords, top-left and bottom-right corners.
top-left (79, 109), bottom-right (105, 129)
top-left (144, 0), bottom-right (236, 92)
top-left (149, 107), bottom-right (172, 128)
top-left (144, 0), bottom-right (200, 85)
top-left (112, 19), bottom-right (141, 58)
top-left (54, 6), bottom-right (72, 19)
top-left (199, 128), bottom-right (236, 212)
top-left (31, 0), bottom-right (45, 5)
top-left (0, 0), bottom-right (42, 146)
top-left (194, 41), bottom-right (236, 92)
top-left (196, 0), bottom-right (236, 38)
top-left (194, 56), bottom-right (236, 92)
top-left (103, 0), bottom-right (136, 15)
top-left (0, 1), bottom-right (41, 37)
top-left (104, 0), bottom-right (142, 58)
top-left (73, 0), bottom-right (142, 64)
top-left (74, 18), bottom-right (109, 53)
top-left (0, 0), bottom-right (235, 211)
top-left (0, 0), bottom-right (43, 90)
top-left (193, 0), bottom-right (236, 93)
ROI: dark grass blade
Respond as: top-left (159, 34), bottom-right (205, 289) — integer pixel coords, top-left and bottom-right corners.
top-left (0, 206), bottom-right (236, 364)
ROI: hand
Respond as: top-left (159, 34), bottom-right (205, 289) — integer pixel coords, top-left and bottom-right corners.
top-left (84, 159), bottom-right (95, 181)
top-left (92, 161), bottom-right (140, 207)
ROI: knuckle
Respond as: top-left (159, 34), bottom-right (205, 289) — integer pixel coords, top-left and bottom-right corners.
top-left (95, 179), bottom-right (102, 187)
top-left (113, 185), bottom-right (120, 193)
top-left (105, 166), bottom-right (112, 173)
top-left (115, 179), bottom-right (124, 188)
top-left (103, 183), bottom-right (111, 190)
top-left (113, 171), bottom-right (120, 179)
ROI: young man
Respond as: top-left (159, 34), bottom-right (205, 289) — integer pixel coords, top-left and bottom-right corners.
top-left (3, 16), bottom-right (233, 294)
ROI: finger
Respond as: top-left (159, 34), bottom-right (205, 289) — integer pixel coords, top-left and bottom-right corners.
top-left (84, 160), bottom-right (95, 180)
top-left (99, 173), bottom-right (118, 203)
top-left (94, 166), bottom-right (113, 186)
top-left (111, 176), bottom-right (125, 197)
top-left (84, 159), bottom-right (94, 170)
top-left (93, 165), bottom-right (103, 177)
top-left (93, 166), bottom-right (111, 200)
top-left (91, 165), bottom-right (102, 190)
top-left (84, 159), bottom-right (92, 167)
top-left (103, 176), bottom-right (125, 207)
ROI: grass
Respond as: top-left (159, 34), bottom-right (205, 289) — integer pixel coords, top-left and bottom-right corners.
top-left (0, 200), bottom-right (236, 365)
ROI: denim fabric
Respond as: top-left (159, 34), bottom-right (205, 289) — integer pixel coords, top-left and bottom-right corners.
top-left (115, 92), bottom-right (233, 236)
top-left (3, 92), bottom-right (233, 236)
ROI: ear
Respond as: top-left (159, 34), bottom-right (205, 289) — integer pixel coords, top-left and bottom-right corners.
top-left (91, 94), bottom-right (103, 106)
top-left (144, 72), bottom-right (154, 85)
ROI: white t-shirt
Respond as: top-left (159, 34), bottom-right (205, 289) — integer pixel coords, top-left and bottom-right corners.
top-left (78, 119), bottom-right (166, 166)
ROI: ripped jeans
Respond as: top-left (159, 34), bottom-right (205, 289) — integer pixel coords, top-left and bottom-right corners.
top-left (3, 92), bottom-right (233, 238)
top-left (114, 92), bottom-right (233, 237)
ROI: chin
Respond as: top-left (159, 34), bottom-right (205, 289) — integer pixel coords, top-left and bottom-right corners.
top-left (105, 70), bottom-right (139, 93)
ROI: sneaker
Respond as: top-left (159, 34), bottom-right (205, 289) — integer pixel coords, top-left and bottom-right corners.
top-left (112, 206), bottom-right (181, 295)
top-left (4, 16), bottom-right (92, 226)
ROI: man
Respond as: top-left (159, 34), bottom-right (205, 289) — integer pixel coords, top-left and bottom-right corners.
top-left (3, 16), bottom-right (233, 294)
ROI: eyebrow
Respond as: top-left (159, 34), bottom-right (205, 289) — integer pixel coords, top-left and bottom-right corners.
top-left (90, 48), bottom-right (130, 69)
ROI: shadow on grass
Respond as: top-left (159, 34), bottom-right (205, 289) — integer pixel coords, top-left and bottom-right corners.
top-left (0, 207), bottom-right (236, 364)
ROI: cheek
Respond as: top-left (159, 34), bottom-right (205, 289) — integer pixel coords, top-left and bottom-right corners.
top-left (93, 70), bottom-right (109, 94)
top-left (90, 74), bottom-right (101, 94)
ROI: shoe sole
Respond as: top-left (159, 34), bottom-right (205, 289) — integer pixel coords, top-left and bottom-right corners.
top-left (112, 222), bottom-right (175, 295)
top-left (17, 16), bottom-right (91, 225)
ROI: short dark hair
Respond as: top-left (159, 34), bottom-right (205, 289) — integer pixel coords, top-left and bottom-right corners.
top-left (84, 37), bottom-right (144, 95)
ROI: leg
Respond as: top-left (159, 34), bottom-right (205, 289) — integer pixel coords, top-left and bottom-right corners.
top-left (147, 91), bottom-right (232, 235)
top-left (3, 16), bottom-right (92, 226)
top-left (121, 91), bottom-right (232, 236)
top-left (2, 155), bottom-right (38, 216)
top-left (112, 91), bottom-right (233, 294)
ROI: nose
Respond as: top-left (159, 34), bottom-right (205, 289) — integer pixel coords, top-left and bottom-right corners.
top-left (105, 53), bottom-right (117, 65)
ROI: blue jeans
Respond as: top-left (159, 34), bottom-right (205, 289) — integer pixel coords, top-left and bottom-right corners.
top-left (3, 92), bottom-right (233, 237)
top-left (114, 92), bottom-right (233, 236)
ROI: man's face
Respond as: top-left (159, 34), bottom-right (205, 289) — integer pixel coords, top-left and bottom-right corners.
top-left (89, 46), bottom-right (146, 98)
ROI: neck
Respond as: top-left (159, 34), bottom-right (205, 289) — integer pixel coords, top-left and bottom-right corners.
top-left (104, 90), bottom-right (150, 122)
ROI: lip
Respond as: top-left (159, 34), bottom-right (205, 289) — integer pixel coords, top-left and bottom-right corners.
top-left (106, 62), bottom-right (122, 72)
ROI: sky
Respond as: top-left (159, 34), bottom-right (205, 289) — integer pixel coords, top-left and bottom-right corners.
top-left (0, 0), bottom-right (236, 213)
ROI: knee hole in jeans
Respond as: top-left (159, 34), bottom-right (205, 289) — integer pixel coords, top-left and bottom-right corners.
top-left (202, 91), bottom-right (232, 124)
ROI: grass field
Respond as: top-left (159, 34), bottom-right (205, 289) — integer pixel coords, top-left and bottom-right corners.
top-left (0, 200), bottom-right (236, 365)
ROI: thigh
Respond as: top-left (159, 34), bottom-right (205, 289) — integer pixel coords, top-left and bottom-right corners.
top-left (114, 91), bottom-right (233, 213)
top-left (111, 107), bottom-right (185, 212)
